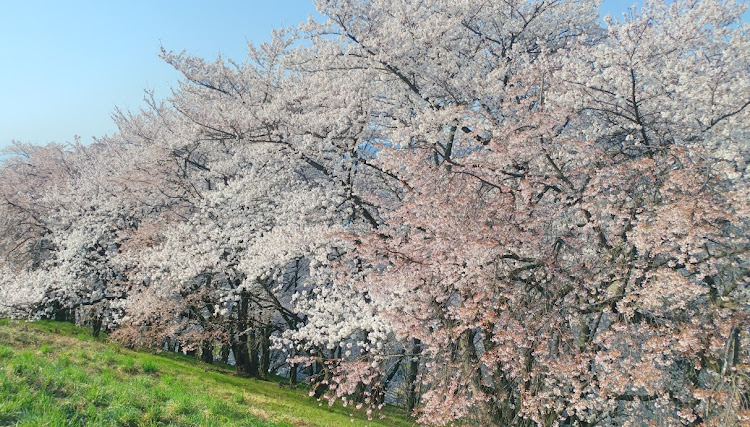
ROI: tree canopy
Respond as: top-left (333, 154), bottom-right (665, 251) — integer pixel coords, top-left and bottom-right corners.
top-left (1, 0), bottom-right (748, 425)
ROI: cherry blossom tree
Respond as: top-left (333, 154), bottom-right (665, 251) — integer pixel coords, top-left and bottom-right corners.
top-left (1, 0), bottom-right (747, 425)
top-left (291, 0), bottom-right (749, 424)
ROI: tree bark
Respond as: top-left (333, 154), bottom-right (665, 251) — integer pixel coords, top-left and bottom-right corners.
top-left (233, 291), bottom-right (253, 376)
top-left (260, 326), bottom-right (272, 379)
top-left (405, 338), bottom-right (422, 412)
top-left (220, 343), bottom-right (230, 364)
top-left (248, 328), bottom-right (260, 378)
top-left (290, 360), bottom-right (298, 385)
top-left (91, 315), bottom-right (102, 338)
top-left (201, 340), bottom-right (214, 364)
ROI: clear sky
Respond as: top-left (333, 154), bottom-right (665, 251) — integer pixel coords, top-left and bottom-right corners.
top-left (0, 1), bottom-right (652, 148)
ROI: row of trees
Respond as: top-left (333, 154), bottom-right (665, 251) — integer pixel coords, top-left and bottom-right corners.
top-left (1, 0), bottom-right (748, 424)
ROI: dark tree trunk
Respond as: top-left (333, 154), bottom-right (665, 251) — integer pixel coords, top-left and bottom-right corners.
top-left (260, 326), bottom-right (272, 379)
top-left (290, 362), bottom-right (298, 385)
top-left (220, 344), bottom-right (230, 364)
top-left (233, 291), bottom-right (253, 376)
top-left (248, 328), bottom-right (260, 378)
top-left (201, 340), bottom-right (214, 364)
top-left (91, 316), bottom-right (103, 338)
top-left (312, 357), bottom-right (331, 399)
top-left (289, 349), bottom-right (298, 385)
top-left (405, 338), bottom-right (422, 412)
top-left (232, 340), bottom-right (251, 376)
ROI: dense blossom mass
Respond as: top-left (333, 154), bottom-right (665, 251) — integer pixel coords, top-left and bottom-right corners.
top-left (1, 0), bottom-right (749, 425)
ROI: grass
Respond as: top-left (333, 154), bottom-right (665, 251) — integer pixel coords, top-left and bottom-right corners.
top-left (0, 319), bottom-right (413, 426)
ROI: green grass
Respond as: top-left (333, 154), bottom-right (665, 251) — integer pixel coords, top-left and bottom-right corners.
top-left (0, 319), bottom-right (413, 426)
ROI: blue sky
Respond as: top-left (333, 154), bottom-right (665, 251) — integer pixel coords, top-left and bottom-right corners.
top-left (0, 1), bottom-right (644, 148)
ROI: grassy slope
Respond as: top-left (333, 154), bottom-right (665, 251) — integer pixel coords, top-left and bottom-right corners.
top-left (0, 320), bottom-right (413, 426)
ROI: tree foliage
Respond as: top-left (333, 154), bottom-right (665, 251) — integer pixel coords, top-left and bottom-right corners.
top-left (1, 0), bottom-right (748, 425)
